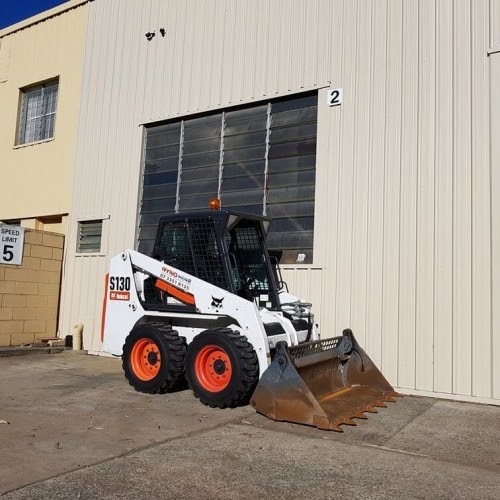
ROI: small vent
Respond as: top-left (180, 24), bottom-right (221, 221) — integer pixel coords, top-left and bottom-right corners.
top-left (77, 220), bottom-right (102, 253)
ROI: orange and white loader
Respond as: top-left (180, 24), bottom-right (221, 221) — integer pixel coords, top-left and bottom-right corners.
top-left (102, 208), bottom-right (398, 431)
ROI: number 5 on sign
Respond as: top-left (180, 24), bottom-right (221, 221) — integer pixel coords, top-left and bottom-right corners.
top-left (0, 224), bottom-right (25, 266)
top-left (327, 87), bottom-right (343, 107)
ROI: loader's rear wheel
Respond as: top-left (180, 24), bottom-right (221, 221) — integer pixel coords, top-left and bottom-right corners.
top-left (122, 323), bottom-right (186, 394)
top-left (186, 328), bottom-right (259, 408)
top-left (194, 345), bottom-right (233, 392)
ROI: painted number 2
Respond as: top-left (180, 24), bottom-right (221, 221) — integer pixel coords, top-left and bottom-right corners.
top-left (327, 87), bottom-right (343, 107)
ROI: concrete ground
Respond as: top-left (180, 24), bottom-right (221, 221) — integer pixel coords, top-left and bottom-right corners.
top-left (0, 353), bottom-right (499, 499)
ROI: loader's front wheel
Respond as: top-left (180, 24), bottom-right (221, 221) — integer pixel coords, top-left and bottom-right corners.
top-left (122, 323), bottom-right (186, 394)
top-left (186, 328), bottom-right (259, 408)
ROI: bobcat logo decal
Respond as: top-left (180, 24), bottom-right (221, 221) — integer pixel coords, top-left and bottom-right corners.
top-left (211, 296), bottom-right (224, 309)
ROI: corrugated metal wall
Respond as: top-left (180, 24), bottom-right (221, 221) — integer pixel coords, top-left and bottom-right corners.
top-left (490, 1), bottom-right (500, 404)
top-left (62, 0), bottom-right (499, 404)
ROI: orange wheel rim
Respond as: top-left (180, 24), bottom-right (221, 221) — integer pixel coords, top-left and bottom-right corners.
top-left (194, 345), bottom-right (232, 392)
top-left (130, 338), bottom-right (161, 381)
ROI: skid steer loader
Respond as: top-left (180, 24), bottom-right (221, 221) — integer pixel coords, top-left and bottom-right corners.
top-left (102, 208), bottom-right (398, 431)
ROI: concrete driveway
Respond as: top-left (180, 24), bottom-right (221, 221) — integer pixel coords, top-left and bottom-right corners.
top-left (1, 352), bottom-right (499, 499)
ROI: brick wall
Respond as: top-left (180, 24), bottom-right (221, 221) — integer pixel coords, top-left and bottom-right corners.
top-left (0, 229), bottom-right (64, 346)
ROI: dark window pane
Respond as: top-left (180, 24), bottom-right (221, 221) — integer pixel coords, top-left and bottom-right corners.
top-left (138, 225), bottom-right (158, 241)
top-left (146, 130), bottom-right (181, 148)
top-left (267, 169), bottom-right (315, 189)
top-left (176, 165), bottom-right (219, 183)
top-left (224, 145), bottom-right (266, 163)
top-left (182, 151), bottom-right (220, 168)
top-left (138, 239), bottom-right (155, 254)
top-left (179, 179), bottom-right (219, 196)
top-left (221, 174), bottom-right (265, 191)
top-left (139, 213), bottom-right (163, 226)
top-left (222, 189), bottom-right (264, 206)
top-left (225, 104), bottom-right (268, 121)
top-left (221, 104), bottom-right (267, 217)
top-left (143, 171), bottom-right (179, 186)
top-left (145, 144), bottom-right (181, 162)
top-left (182, 137), bottom-right (221, 155)
top-left (221, 160), bottom-right (266, 178)
top-left (267, 185), bottom-right (316, 204)
top-left (146, 121), bottom-right (181, 136)
top-left (183, 113), bottom-right (222, 128)
top-left (183, 123), bottom-right (222, 142)
top-left (272, 94), bottom-right (317, 113)
top-left (267, 95), bottom-right (317, 259)
top-left (141, 198), bottom-right (177, 213)
top-left (270, 122), bottom-right (317, 143)
top-left (224, 130), bottom-right (267, 149)
top-left (267, 230), bottom-right (314, 251)
top-left (224, 204), bottom-right (263, 215)
top-left (271, 106), bottom-right (317, 128)
top-left (269, 216), bottom-right (314, 233)
top-left (268, 137), bottom-right (317, 159)
top-left (142, 183), bottom-right (177, 201)
top-left (144, 158), bottom-right (180, 175)
top-left (224, 118), bottom-right (268, 136)
top-left (267, 155), bottom-right (316, 174)
top-left (267, 200), bottom-right (315, 218)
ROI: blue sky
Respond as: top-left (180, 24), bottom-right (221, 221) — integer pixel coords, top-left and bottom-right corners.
top-left (0, 0), bottom-right (68, 30)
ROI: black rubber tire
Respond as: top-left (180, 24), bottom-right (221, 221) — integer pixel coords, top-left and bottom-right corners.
top-left (122, 322), bottom-right (187, 394)
top-left (185, 328), bottom-right (259, 408)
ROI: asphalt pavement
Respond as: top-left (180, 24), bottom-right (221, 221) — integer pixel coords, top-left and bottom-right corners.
top-left (1, 352), bottom-right (499, 499)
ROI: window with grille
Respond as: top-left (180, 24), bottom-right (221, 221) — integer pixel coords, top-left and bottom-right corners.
top-left (17, 79), bottom-right (59, 145)
top-left (139, 92), bottom-right (317, 264)
top-left (77, 220), bottom-right (102, 253)
top-left (156, 218), bottom-right (228, 289)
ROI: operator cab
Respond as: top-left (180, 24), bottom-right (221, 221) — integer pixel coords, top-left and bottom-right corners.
top-left (150, 210), bottom-right (281, 310)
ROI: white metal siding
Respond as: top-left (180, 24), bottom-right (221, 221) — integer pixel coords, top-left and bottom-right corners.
top-left (62, 0), bottom-right (499, 404)
top-left (490, 0), bottom-right (500, 401)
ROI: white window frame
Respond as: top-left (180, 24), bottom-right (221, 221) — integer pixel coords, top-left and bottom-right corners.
top-left (17, 78), bottom-right (59, 145)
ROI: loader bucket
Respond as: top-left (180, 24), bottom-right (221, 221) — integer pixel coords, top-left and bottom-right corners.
top-left (251, 329), bottom-right (399, 431)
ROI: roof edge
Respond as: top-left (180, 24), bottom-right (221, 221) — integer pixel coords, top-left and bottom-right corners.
top-left (0, 0), bottom-right (93, 38)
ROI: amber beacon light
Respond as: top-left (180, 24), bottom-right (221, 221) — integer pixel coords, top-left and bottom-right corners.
top-left (209, 198), bottom-right (221, 210)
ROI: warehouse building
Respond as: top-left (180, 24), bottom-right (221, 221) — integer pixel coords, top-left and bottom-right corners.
top-left (60, 0), bottom-right (500, 406)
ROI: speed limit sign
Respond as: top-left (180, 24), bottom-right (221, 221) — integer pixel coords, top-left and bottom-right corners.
top-left (0, 224), bottom-right (25, 266)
